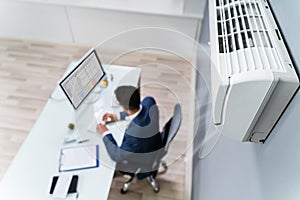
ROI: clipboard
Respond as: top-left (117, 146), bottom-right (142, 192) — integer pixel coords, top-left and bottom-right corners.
top-left (59, 145), bottom-right (99, 172)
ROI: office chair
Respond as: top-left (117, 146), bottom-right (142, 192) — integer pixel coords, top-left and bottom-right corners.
top-left (120, 103), bottom-right (182, 194)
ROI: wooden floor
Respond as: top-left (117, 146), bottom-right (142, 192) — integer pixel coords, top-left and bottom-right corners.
top-left (0, 38), bottom-right (194, 200)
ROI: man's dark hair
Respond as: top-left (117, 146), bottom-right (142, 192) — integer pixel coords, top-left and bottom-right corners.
top-left (114, 86), bottom-right (140, 110)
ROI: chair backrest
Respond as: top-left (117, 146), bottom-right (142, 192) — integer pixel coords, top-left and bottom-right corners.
top-left (130, 104), bottom-right (181, 175)
top-left (161, 103), bottom-right (182, 154)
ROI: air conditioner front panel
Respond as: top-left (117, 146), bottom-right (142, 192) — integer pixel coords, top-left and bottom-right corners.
top-left (209, 0), bottom-right (299, 143)
top-left (249, 72), bottom-right (299, 142)
top-left (221, 71), bottom-right (276, 141)
top-left (211, 56), bottom-right (229, 125)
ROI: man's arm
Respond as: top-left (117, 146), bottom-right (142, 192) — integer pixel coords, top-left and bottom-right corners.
top-left (102, 112), bottom-right (128, 122)
top-left (97, 123), bottom-right (131, 162)
top-left (102, 134), bottom-right (130, 162)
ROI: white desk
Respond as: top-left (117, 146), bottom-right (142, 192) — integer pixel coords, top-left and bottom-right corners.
top-left (0, 65), bottom-right (141, 199)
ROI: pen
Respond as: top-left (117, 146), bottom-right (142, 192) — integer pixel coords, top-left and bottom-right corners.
top-left (77, 139), bottom-right (90, 144)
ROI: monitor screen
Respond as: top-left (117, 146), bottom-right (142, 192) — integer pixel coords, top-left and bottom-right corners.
top-left (59, 49), bottom-right (106, 109)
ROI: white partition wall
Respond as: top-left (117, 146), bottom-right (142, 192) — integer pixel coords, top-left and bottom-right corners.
top-left (66, 7), bottom-right (199, 47)
top-left (0, 1), bottom-right (73, 43)
top-left (0, 0), bottom-right (203, 49)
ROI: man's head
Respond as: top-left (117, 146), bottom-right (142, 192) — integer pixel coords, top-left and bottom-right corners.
top-left (114, 86), bottom-right (140, 112)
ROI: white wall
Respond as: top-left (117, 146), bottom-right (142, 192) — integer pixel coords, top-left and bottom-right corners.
top-left (193, 0), bottom-right (300, 199)
top-left (254, 1), bottom-right (300, 199)
top-left (183, 0), bottom-right (206, 17)
top-left (0, 1), bottom-right (73, 43)
top-left (0, 0), bottom-right (201, 53)
top-left (67, 7), bottom-right (199, 48)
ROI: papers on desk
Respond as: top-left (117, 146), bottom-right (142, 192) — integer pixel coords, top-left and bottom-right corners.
top-left (88, 109), bottom-right (105, 133)
top-left (52, 173), bottom-right (73, 198)
top-left (59, 145), bottom-right (99, 172)
top-left (88, 118), bottom-right (98, 133)
top-left (50, 175), bottom-right (79, 199)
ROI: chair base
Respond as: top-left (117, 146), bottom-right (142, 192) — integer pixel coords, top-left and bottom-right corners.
top-left (158, 160), bottom-right (168, 175)
top-left (147, 176), bottom-right (160, 193)
top-left (120, 175), bottom-right (160, 194)
top-left (120, 175), bottom-right (134, 194)
top-left (119, 160), bottom-right (168, 194)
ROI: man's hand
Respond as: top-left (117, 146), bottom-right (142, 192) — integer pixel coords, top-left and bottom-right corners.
top-left (96, 123), bottom-right (109, 135)
top-left (102, 113), bottom-right (117, 124)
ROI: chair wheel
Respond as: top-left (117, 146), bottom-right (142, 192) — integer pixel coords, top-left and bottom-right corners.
top-left (120, 188), bottom-right (127, 194)
top-left (153, 186), bottom-right (160, 193)
top-left (161, 161), bottom-right (167, 168)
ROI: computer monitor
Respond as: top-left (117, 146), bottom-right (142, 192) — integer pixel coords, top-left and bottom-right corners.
top-left (59, 49), bottom-right (106, 109)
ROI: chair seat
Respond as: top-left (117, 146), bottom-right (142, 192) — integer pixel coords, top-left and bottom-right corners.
top-left (119, 104), bottom-right (181, 194)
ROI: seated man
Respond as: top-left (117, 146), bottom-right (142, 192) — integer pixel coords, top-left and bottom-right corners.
top-left (97, 86), bottom-right (163, 178)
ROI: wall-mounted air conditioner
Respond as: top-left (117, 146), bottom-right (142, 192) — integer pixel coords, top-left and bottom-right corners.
top-left (209, 0), bottom-right (299, 143)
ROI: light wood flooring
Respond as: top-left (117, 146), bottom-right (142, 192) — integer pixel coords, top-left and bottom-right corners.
top-left (0, 38), bottom-right (194, 200)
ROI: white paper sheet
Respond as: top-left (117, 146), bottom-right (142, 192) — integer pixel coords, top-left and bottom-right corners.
top-left (52, 173), bottom-right (73, 198)
top-left (59, 145), bottom-right (98, 172)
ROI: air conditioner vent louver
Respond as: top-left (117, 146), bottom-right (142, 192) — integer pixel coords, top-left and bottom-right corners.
top-left (209, 0), bottom-right (299, 143)
top-left (217, 0), bottom-right (271, 51)
top-left (215, 0), bottom-right (285, 76)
